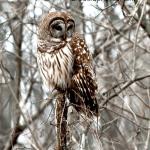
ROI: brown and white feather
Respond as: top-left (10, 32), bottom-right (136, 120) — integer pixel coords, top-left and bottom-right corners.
top-left (37, 40), bottom-right (74, 90)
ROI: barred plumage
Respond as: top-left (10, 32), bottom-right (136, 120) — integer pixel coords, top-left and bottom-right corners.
top-left (37, 41), bottom-right (74, 90)
top-left (37, 12), bottom-right (98, 116)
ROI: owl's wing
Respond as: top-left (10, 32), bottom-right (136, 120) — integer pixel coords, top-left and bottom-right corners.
top-left (69, 33), bottom-right (98, 117)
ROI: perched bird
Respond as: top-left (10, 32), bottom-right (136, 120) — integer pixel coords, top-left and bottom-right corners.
top-left (37, 12), bottom-right (98, 116)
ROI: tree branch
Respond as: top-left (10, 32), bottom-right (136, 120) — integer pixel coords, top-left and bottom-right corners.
top-left (101, 74), bottom-right (150, 107)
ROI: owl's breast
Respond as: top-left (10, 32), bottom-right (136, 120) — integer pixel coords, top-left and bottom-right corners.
top-left (37, 43), bottom-right (74, 91)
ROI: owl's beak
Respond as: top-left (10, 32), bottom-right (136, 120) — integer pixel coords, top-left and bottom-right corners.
top-left (62, 33), bottom-right (66, 41)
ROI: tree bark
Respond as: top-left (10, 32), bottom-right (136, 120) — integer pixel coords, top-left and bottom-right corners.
top-left (56, 92), bottom-right (68, 150)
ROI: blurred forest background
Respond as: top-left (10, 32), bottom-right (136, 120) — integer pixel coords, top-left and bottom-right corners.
top-left (0, 0), bottom-right (150, 149)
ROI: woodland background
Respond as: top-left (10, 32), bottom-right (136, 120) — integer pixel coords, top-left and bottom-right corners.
top-left (0, 0), bottom-right (150, 149)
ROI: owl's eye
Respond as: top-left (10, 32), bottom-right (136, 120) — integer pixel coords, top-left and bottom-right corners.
top-left (50, 20), bottom-right (65, 38)
top-left (67, 21), bottom-right (75, 37)
top-left (53, 24), bottom-right (62, 31)
top-left (67, 24), bottom-right (73, 31)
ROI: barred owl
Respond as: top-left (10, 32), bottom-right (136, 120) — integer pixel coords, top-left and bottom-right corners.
top-left (37, 12), bottom-right (98, 116)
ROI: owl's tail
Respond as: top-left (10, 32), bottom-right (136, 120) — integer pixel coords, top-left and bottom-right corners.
top-left (69, 89), bottom-right (98, 117)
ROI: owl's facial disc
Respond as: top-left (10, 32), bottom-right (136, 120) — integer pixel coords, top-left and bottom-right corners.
top-left (50, 20), bottom-right (65, 40)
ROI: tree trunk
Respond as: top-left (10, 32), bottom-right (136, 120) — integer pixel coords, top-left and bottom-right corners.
top-left (55, 92), bottom-right (68, 150)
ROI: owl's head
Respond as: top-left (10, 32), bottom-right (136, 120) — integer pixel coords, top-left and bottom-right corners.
top-left (38, 12), bottom-right (75, 42)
